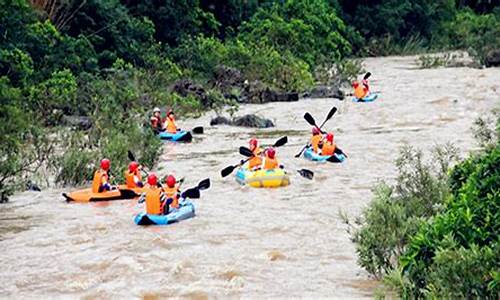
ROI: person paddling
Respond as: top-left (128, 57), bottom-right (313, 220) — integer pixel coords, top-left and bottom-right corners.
top-left (247, 138), bottom-right (263, 170)
top-left (92, 159), bottom-right (115, 193)
top-left (310, 127), bottom-right (323, 153)
top-left (162, 175), bottom-right (181, 210)
top-left (165, 110), bottom-right (177, 133)
top-left (262, 147), bottom-right (282, 170)
top-left (139, 174), bottom-right (171, 215)
top-left (150, 107), bottom-right (163, 133)
top-left (125, 161), bottom-right (143, 188)
top-left (352, 76), bottom-right (370, 99)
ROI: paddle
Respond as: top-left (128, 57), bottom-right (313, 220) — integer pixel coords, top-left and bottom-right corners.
top-left (297, 169), bottom-right (314, 180)
top-left (220, 136), bottom-right (288, 178)
top-left (295, 107), bottom-right (337, 158)
top-left (191, 126), bottom-right (204, 134)
top-left (364, 72), bottom-right (371, 80)
top-left (181, 178), bottom-right (211, 199)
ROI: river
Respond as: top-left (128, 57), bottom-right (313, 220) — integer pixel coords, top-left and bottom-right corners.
top-left (1, 54), bottom-right (498, 298)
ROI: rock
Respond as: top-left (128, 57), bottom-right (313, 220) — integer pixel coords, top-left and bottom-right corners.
top-left (170, 79), bottom-right (211, 107)
top-left (210, 116), bottom-right (232, 126)
top-left (61, 115), bottom-right (92, 130)
top-left (485, 49), bottom-right (500, 67)
top-left (232, 114), bottom-right (275, 128)
top-left (211, 65), bottom-right (244, 92)
top-left (210, 114), bottom-right (275, 128)
top-left (26, 181), bottom-right (41, 192)
top-left (307, 85), bottom-right (345, 100)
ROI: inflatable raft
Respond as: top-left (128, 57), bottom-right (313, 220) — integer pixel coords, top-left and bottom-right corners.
top-left (158, 130), bottom-right (192, 142)
top-left (353, 93), bottom-right (378, 103)
top-left (63, 185), bottom-right (144, 203)
top-left (235, 167), bottom-right (290, 188)
top-left (303, 147), bottom-right (346, 163)
top-left (134, 200), bottom-right (195, 225)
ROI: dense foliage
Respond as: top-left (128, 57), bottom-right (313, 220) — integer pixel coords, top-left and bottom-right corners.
top-left (1, 0), bottom-right (499, 200)
top-left (349, 115), bottom-right (500, 297)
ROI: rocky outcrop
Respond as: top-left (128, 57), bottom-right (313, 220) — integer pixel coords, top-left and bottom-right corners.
top-left (170, 79), bottom-right (211, 107)
top-left (485, 49), bottom-right (500, 67)
top-left (303, 85), bottom-right (345, 100)
top-left (210, 114), bottom-right (275, 128)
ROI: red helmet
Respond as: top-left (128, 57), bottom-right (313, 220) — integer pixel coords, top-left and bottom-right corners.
top-left (167, 109), bottom-right (174, 116)
top-left (326, 133), bottom-right (334, 142)
top-left (129, 161), bottom-right (139, 172)
top-left (352, 81), bottom-right (359, 88)
top-left (147, 173), bottom-right (158, 186)
top-left (100, 158), bottom-right (110, 171)
top-left (266, 147), bottom-right (276, 159)
top-left (249, 138), bottom-right (258, 148)
top-left (312, 127), bottom-right (320, 135)
top-left (166, 175), bottom-right (176, 188)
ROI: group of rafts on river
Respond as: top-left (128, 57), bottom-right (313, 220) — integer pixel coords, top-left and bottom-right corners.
top-left (63, 73), bottom-right (378, 226)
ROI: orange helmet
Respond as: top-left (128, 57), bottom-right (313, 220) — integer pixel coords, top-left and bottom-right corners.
top-left (166, 175), bottom-right (176, 188)
top-left (266, 147), bottom-right (276, 159)
top-left (128, 161), bottom-right (139, 172)
top-left (100, 158), bottom-right (110, 171)
top-left (147, 173), bottom-right (158, 186)
top-left (326, 133), bottom-right (334, 142)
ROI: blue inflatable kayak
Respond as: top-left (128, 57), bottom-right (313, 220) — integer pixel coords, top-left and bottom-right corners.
top-left (134, 200), bottom-right (195, 225)
top-left (303, 147), bottom-right (346, 163)
top-left (157, 130), bottom-right (192, 142)
top-left (353, 93), bottom-right (378, 103)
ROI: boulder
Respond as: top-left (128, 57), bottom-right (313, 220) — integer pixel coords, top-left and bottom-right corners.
top-left (306, 85), bottom-right (345, 100)
top-left (210, 114), bottom-right (275, 128)
top-left (232, 114), bottom-right (275, 128)
top-left (485, 49), bottom-right (500, 67)
top-left (210, 116), bottom-right (232, 126)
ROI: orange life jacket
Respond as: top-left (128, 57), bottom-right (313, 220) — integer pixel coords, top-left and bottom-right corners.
top-left (248, 147), bottom-right (263, 170)
top-left (91, 170), bottom-right (108, 193)
top-left (163, 185), bottom-right (180, 208)
top-left (125, 170), bottom-right (142, 188)
top-left (354, 85), bottom-right (368, 99)
top-left (263, 157), bottom-right (279, 170)
top-left (322, 141), bottom-right (336, 156)
top-left (311, 135), bottom-right (322, 153)
top-left (145, 186), bottom-right (162, 215)
top-left (166, 116), bottom-right (177, 133)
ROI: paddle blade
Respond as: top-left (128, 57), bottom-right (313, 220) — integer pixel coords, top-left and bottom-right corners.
top-left (297, 169), bottom-right (314, 180)
top-left (239, 146), bottom-right (254, 157)
top-left (325, 107), bottom-right (337, 121)
top-left (182, 188), bottom-right (200, 199)
top-left (221, 165), bottom-right (236, 177)
top-left (192, 126), bottom-right (204, 134)
top-left (273, 136), bottom-right (288, 147)
top-left (127, 150), bottom-right (136, 162)
top-left (363, 72), bottom-right (371, 80)
top-left (197, 178), bottom-right (211, 190)
top-left (304, 112), bottom-right (316, 127)
top-left (295, 145), bottom-right (308, 158)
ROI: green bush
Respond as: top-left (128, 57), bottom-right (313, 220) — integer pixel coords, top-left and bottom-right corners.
top-left (400, 145), bottom-right (500, 297)
top-left (347, 145), bottom-right (457, 278)
top-left (440, 9), bottom-right (500, 65)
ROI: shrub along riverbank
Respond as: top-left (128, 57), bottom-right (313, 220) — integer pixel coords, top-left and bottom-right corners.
top-left (1, 0), bottom-right (499, 201)
top-left (345, 114), bottom-right (499, 297)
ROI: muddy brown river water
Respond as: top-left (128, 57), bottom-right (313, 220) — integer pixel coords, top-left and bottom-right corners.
top-left (0, 55), bottom-right (498, 298)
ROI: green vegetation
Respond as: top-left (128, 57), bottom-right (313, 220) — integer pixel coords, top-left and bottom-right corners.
top-left (1, 0), bottom-right (499, 200)
top-left (347, 114), bottom-right (500, 297)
